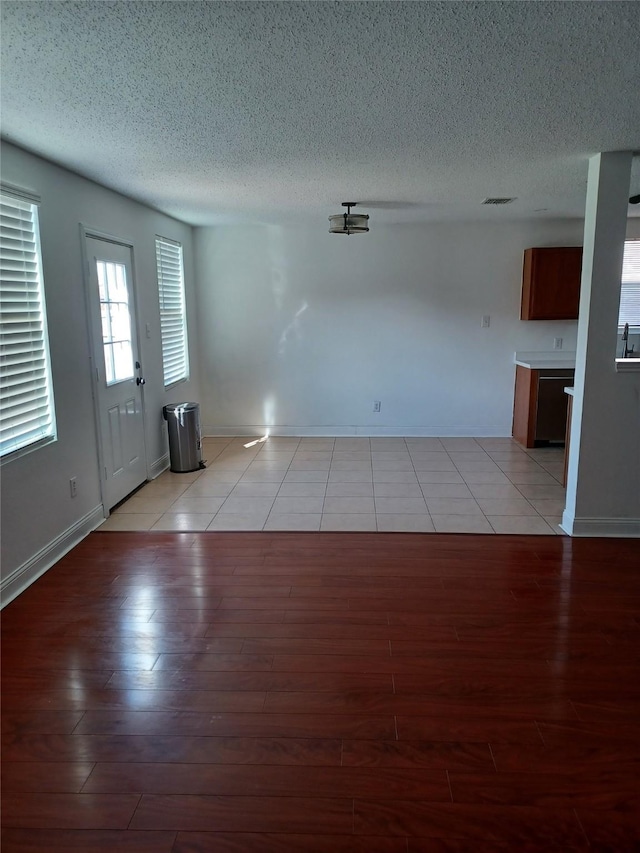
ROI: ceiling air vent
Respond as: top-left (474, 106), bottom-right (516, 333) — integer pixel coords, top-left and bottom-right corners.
top-left (482, 197), bottom-right (516, 205)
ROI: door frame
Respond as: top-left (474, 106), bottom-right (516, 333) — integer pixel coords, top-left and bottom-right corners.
top-left (80, 224), bottom-right (149, 515)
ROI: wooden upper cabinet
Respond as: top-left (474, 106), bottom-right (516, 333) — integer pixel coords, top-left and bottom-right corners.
top-left (520, 247), bottom-right (583, 320)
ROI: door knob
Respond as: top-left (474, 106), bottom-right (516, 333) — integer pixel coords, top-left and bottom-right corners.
top-left (136, 377), bottom-right (146, 386)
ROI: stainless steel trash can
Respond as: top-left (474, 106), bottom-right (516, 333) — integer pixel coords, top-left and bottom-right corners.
top-left (162, 402), bottom-right (205, 473)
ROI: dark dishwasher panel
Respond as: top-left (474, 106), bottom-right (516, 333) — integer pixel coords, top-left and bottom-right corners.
top-left (535, 371), bottom-right (574, 443)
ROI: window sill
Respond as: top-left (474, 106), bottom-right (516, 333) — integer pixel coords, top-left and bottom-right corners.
top-left (0, 435), bottom-right (57, 467)
top-left (615, 358), bottom-right (640, 372)
top-left (164, 377), bottom-right (190, 391)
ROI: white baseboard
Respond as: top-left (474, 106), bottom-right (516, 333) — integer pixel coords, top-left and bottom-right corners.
top-left (201, 424), bottom-right (512, 438)
top-left (561, 511), bottom-right (640, 537)
top-left (149, 452), bottom-right (169, 480)
top-left (1, 505), bottom-right (105, 608)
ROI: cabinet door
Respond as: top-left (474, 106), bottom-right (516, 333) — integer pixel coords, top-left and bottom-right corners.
top-left (521, 247), bottom-right (582, 320)
top-left (512, 366), bottom-right (538, 447)
top-left (536, 376), bottom-right (570, 441)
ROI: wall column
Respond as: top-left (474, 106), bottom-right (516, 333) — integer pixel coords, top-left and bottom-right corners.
top-left (562, 151), bottom-right (640, 536)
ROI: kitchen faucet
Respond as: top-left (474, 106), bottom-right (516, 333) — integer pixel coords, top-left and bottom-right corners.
top-left (621, 323), bottom-right (635, 358)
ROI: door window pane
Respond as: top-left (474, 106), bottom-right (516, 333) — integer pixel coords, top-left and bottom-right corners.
top-left (96, 260), bottom-right (134, 385)
top-left (112, 340), bottom-right (133, 382)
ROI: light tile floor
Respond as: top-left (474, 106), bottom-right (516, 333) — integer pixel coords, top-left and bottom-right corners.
top-left (100, 436), bottom-right (567, 534)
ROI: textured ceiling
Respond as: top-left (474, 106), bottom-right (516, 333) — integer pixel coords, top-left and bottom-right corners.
top-left (1, 1), bottom-right (639, 226)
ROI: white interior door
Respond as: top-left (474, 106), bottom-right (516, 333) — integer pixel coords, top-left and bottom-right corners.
top-left (86, 236), bottom-right (146, 510)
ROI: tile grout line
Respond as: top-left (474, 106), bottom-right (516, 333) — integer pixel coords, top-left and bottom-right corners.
top-left (263, 439), bottom-right (298, 530)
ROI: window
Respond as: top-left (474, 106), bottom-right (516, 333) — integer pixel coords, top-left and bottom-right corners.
top-left (619, 239), bottom-right (640, 329)
top-left (0, 190), bottom-right (56, 459)
top-left (156, 237), bottom-right (189, 386)
top-left (96, 260), bottom-right (134, 385)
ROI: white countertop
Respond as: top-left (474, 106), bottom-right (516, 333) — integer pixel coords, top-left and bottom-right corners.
top-left (514, 351), bottom-right (576, 369)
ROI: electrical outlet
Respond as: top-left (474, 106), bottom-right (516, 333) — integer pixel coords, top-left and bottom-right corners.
top-left (481, 315), bottom-right (491, 328)
top-left (373, 401), bottom-right (381, 413)
top-left (554, 337), bottom-right (563, 350)
top-left (69, 477), bottom-right (77, 498)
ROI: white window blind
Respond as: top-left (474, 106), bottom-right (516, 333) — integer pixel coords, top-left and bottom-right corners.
top-left (156, 237), bottom-right (189, 386)
top-left (0, 192), bottom-right (56, 458)
top-left (619, 239), bottom-right (640, 327)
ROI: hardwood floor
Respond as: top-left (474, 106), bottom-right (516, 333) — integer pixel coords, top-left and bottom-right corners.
top-left (2, 531), bottom-right (639, 851)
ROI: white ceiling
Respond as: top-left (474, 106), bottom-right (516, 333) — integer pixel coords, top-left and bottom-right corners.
top-left (1, 1), bottom-right (639, 227)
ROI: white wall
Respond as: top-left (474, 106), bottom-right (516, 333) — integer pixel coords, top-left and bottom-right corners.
top-left (194, 219), bottom-right (584, 436)
top-left (0, 142), bottom-right (199, 594)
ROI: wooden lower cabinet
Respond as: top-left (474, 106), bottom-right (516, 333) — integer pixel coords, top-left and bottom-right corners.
top-left (512, 365), bottom-right (574, 448)
top-left (513, 366), bottom-right (538, 447)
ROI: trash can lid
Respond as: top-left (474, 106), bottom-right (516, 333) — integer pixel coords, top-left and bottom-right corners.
top-left (164, 402), bottom-right (199, 413)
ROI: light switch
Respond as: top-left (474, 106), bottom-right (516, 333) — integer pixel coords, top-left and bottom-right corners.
top-left (145, 323), bottom-right (151, 339)
top-left (481, 315), bottom-right (491, 328)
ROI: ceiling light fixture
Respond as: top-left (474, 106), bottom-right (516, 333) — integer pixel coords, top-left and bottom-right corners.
top-left (329, 202), bottom-right (369, 235)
